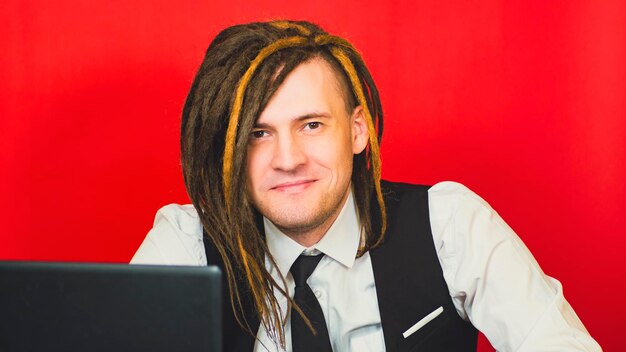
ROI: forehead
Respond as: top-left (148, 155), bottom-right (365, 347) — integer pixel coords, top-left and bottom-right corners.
top-left (256, 58), bottom-right (348, 124)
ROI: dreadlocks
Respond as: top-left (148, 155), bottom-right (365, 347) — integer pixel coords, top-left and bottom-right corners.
top-left (180, 20), bottom-right (386, 347)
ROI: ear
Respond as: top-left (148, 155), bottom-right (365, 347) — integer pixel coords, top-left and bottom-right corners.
top-left (350, 106), bottom-right (369, 155)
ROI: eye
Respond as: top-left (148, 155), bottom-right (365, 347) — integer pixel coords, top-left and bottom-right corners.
top-left (250, 130), bottom-right (268, 139)
top-left (305, 121), bottom-right (321, 130)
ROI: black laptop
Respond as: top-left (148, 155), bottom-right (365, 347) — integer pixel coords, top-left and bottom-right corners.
top-left (0, 261), bottom-right (221, 352)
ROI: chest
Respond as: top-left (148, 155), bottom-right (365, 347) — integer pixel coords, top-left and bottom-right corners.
top-left (207, 183), bottom-right (478, 351)
top-left (256, 253), bottom-right (384, 351)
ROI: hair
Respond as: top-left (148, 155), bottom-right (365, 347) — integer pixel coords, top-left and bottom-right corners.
top-left (180, 20), bottom-right (386, 348)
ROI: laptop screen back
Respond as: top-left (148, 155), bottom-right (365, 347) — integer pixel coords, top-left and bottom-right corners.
top-left (0, 261), bottom-right (221, 352)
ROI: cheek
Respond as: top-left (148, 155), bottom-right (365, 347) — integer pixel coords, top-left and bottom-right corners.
top-left (307, 133), bottom-right (354, 175)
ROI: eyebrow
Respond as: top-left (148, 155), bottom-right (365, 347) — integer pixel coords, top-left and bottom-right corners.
top-left (253, 112), bottom-right (332, 128)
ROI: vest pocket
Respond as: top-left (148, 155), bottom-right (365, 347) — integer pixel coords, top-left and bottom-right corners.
top-left (398, 306), bottom-right (452, 352)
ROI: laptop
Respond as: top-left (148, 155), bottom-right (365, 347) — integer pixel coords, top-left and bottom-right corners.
top-left (0, 261), bottom-right (222, 352)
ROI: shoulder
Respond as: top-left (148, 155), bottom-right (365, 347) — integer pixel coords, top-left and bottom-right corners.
top-left (428, 181), bottom-right (493, 212)
top-left (382, 180), bottom-right (508, 269)
top-left (130, 204), bottom-right (206, 266)
top-left (154, 203), bottom-right (202, 234)
top-left (379, 180), bottom-right (431, 211)
top-left (381, 180), bottom-right (430, 195)
top-left (381, 180), bottom-right (490, 212)
top-left (427, 181), bottom-right (504, 233)
top-left (426, 181), bottom-right (534, 285)
top-left (426, 181), bottom-right (503, 246)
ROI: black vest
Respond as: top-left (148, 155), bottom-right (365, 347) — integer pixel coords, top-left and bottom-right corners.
top-left (204, 181), bottom-right (478, 351)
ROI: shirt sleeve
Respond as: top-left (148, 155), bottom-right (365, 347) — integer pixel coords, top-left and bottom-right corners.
top-left (428, 181), bottom-right (602, 352)
top-left (130, 204), bottom-right (206, 266)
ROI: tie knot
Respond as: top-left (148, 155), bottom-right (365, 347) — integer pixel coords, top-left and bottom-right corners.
top-left (290, 253), bottom-right (324, 287)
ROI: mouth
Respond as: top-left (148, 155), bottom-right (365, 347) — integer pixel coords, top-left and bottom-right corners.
top-left (270, 179), bottom-right (316, 193)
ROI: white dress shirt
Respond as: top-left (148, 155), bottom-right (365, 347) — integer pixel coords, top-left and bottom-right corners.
top-left (131, 181), bottom-right (602, 351)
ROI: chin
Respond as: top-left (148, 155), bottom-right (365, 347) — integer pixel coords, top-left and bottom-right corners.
top-left (270, 207), bottom-right (315, 225)
top-left (262, 204), bottom-right (322, 228)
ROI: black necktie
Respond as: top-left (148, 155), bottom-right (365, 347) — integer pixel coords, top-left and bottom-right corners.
top-left (290, 253), bottom-right (333, 352)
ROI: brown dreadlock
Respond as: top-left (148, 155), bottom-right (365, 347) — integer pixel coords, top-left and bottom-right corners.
top-left (180, 20), bottom-right (386, 347)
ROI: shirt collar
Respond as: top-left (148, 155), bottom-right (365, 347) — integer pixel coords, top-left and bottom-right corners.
top-left (264, 190), bottom-right (361, 278)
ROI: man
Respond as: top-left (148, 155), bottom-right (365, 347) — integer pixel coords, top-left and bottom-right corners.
top-left (132, 20), bottom-right (601, 351)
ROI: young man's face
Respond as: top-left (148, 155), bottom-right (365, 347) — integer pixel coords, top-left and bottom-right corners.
top-left (246, 57), bottom-right (368, 244)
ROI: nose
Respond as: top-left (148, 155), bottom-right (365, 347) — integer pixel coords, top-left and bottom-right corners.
top-left (270, 133), bottom-right (307, 171)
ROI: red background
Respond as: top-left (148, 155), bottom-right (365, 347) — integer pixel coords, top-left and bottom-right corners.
top-left (1, 1), bottom-right (623, 350)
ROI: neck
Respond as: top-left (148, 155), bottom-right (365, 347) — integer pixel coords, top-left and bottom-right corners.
top-left (281, 222), bottom-right (333, 248)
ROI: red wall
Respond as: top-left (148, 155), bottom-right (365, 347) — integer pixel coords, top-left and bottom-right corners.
top-left (1, 1), bottom-right (623, 350)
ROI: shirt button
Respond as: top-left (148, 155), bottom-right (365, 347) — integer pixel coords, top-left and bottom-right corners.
top-left (314, 290), bottom-right (322, 298)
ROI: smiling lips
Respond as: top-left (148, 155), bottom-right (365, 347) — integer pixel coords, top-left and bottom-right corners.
top-left (271, 179), bottom-right (316, 193)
